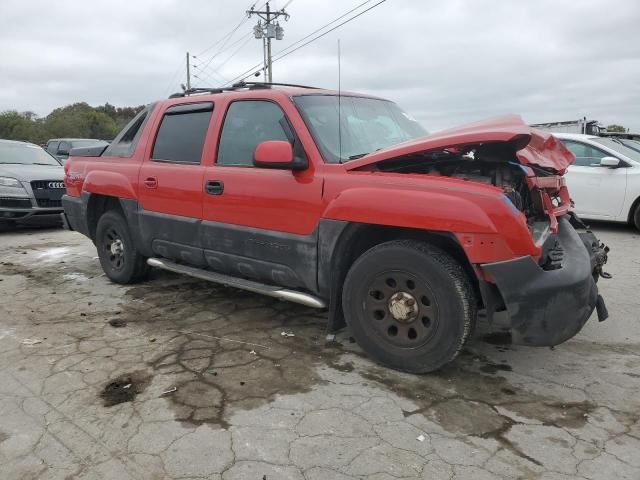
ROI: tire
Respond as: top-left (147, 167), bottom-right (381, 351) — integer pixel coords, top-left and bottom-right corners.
top-left (342, 240), bottom-right (476, 373)
top-left (95, 210), bottom-right (148, 284)
top-left (0, 221), bottom-right (17, 233)
top-left (633, 203), bottom-right (640, 231)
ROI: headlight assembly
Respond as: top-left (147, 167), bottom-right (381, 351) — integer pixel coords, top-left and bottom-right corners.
top-left (0, 177), bottom-right (29, 198)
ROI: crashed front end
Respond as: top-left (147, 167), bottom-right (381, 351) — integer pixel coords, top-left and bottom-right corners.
top-left (481, 215), bottom-right (609, 346)
top-left (347, 115), bottom-right (611, 347)
top-left (477, 131), bottom-right (611, 346)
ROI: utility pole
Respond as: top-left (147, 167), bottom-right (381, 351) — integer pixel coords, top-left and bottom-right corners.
top-left (186, 51), bottom-right (191, 90)
top-left (248, 2), bottom-right (289, 82)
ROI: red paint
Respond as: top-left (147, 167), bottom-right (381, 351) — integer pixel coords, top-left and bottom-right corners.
top-left (254, 140), bottom-right (293, 165)
top-left (346, 115), bottom-right (575, 174)
top-left (64, 87), bottom-right (575, 273)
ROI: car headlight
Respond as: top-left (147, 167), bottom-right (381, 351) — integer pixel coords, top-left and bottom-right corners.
top-left (0, 177), bottom-right (29, 198)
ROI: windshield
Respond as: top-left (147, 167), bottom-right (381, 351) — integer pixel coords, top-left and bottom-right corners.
top-left (592, 137), bottom-right (640, 163)
top-left (0, 142), bottom-right (61, 165)
top-left (619, 139), bottom-right (640, 154)
top-left (293, 95), bottom-right (427, 163)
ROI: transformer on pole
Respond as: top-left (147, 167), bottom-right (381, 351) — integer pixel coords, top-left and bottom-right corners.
top-left (247, 2), bottom-right (289, 82)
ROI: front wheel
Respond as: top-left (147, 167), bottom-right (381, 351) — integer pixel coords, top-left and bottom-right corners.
top-left (342, 240), bottom-right (476, 373)
top-left (95, 210), bottom-right (148, 284)
top-left (633, 203), bottom-right (640, 231)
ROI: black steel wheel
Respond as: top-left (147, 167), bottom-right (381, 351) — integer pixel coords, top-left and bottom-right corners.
top-left (342, 240), bottom-right (476, 373)
top-left (102, 226), bottom-right (126, 271)
top-left (364, 270), bottom-right (439, 349)
top-left (96, 210), bottom-right (148, 284)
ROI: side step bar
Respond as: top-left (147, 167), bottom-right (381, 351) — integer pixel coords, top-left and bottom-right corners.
top-left (147, 257), bottom-right (327, 309)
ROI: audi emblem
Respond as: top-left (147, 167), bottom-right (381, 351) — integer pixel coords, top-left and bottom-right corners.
top-left (48, 181), bottom-right (65, 189)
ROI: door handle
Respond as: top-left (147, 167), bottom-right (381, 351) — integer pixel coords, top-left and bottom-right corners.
top-left (205, 180), bottom-right (224, 195)
top-left (143, 176), bottom-right (158, 189)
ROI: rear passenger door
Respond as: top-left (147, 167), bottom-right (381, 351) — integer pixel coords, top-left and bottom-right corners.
top-left (137, 102), bottom-right (215, 266)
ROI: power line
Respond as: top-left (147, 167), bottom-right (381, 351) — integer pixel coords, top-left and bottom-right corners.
top-left (162, 58), bottom-right (186, 97)
top-left (195, 2), bottom-right (257, 57)
top-left (215, 34), bottom-right (255, 71)
top-left (224, 0), bottom-right (385, 86)
top-left (273, 0), bottom-right (372, 63)
top-left (272, 0), bottom-right (386, 64)
top-left (193, 33), bottom-right (252, 86)
top-left (193, 32), bottom-right (252, 78)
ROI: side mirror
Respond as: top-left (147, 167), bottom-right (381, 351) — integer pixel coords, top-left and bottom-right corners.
top-left (599, 156), bottom-right (620, 168)
top-left (254, 140), bottom-right (304, 170)
top-left (57, 149), bottom-right (69, 157)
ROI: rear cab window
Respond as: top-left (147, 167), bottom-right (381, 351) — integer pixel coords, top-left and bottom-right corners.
top-left (103, 104), bottom-right (156, 158)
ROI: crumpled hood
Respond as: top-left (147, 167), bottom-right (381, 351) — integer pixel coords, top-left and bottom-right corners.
top-left (345, 115), bottom-right (575, 174)
top-left (0, 164), bottom-right (64, 182)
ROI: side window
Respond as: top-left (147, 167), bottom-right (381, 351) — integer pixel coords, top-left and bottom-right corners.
top-left (103, 104), bottom-right (155, 158)
top-left (47, 141), bottom-right (59, 154)
top-left (217, 101), bottom-right (290, 167)
top-left (151, 103), bottom-right (214, 164)
top-left (58, 141), bottom-right (71, 154)
top-left (563, 140), bottom-right (608, 167)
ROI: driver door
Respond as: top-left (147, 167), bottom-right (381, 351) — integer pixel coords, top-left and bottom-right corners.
top-left (200, 99), bottom-right (324, 291)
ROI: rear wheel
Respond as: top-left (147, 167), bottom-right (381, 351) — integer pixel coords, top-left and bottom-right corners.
top-left (96, 210), bottom-right (148, 284)
top-left (342, 240), bottom-right (476, 373)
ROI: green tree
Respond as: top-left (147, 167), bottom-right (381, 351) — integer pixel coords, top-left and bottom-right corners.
top-left (0, 102), bottom-right (142, 144)
top-left (606, 124), bottom-right (626, 133)
top-left (0, 111), bottom-right (50, 144)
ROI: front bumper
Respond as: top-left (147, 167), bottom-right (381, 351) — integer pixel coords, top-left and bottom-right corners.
top-left (480, 216), bottom-right (608, 346)
top-left (0, 206), bottom-right (63, 223)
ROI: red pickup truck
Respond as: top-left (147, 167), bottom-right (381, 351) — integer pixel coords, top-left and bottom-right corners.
top-left (62, 82), bottom-right (610, 372)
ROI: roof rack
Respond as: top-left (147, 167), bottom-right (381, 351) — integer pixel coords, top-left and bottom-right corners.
top-left (168, 81), bottom-right (319, 98)
top-left (232, 81), bottom-right (320, 90)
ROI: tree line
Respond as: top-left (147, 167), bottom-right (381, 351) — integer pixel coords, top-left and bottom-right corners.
top-left (0, 103), bottom-right (145, 145)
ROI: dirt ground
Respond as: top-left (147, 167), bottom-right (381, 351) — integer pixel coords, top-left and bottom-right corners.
top-left (0, 222), bottom-right (638, 480)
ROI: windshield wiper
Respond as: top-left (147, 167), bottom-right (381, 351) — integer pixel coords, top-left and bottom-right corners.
top-left (347, 153), bottom-right (369, 160)
top-left (32, 163), bottom-right (58, 166)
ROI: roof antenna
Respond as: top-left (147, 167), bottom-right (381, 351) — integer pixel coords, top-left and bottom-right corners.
top-left (338, 39), bottom-right (342, 163)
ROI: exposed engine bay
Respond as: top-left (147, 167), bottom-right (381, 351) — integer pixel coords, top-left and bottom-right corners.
top-left (368, 143), bottom-right (555, 223)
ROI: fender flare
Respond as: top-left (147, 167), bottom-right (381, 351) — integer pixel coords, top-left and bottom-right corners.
top-left (82, 170), bottom-right (137, 199)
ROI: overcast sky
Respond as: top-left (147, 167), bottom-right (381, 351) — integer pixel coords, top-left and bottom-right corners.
top-left (1, 0), bottom-right (639, 131)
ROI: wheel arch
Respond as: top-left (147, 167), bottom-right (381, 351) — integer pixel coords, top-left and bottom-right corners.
top-left (627, 194), bottom-right (640, 226)
top-left (322, 222), bottom-right (479, 332)
top-left (86, 194), bottom-right (125, 241)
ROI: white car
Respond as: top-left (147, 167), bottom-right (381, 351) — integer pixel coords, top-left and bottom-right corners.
top-left (553, 133), bottom-right (640, 230)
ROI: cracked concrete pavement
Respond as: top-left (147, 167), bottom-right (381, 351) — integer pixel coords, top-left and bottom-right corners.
top-left (0, 222), bottom-right (638, 479)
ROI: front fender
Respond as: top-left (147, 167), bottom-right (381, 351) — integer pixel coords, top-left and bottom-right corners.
top-left (323, 187), bottom-right (538, 263)
top-left (324, 187), bottom-right (497, 233)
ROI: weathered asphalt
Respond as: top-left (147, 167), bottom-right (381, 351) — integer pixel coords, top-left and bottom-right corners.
top-left (0, 222), bottom-right (638, 479)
